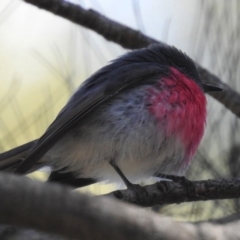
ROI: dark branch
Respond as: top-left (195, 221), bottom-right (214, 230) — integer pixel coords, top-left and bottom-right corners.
top-left (23, 0), bottom-right (240, 118)
top-left (24, 0), bottom-right (158, 49)
top-left (105, 178), bottom-right (240, 207)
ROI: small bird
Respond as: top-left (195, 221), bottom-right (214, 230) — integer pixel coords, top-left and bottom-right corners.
top-left (0, 44), bottom-right (222, 189)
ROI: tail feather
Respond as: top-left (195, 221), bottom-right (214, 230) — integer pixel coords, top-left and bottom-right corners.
top-left (0, 140), bottom-right (96, 188)
top-left (0, 140), bottom-right (37, 172)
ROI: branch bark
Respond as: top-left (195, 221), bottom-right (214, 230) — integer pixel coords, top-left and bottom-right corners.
top-left (0, 172), bottom-right (240, 240)
top-left (23, 0), bottom-right (240, 118)
top-left (105, 178), bottom-right (240, 207)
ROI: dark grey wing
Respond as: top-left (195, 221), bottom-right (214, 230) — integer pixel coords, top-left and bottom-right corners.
top-left (15, 62), bottom-right (163, 174)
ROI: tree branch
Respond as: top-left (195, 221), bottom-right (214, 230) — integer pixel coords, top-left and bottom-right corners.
top-left (105, 178), bottom-right (240, 207)
top-left (23, 0), bottom-right (240, 118)
top-left (25, 0), bottom-right (158, 49)
top-left (0, 172), bottom-right (240, 240)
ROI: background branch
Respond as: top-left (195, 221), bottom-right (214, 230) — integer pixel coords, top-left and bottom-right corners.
top-left (0, 172), bottom-right (240, 240)
top-left (23, 0), bottom-right (240, 118)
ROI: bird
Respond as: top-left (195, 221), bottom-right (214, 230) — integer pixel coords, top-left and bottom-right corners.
top-left (0, 44), bottom-right (222, 189)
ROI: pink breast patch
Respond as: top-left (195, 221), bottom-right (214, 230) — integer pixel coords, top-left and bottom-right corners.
top-left (148, 67), bottom-right (207, 166)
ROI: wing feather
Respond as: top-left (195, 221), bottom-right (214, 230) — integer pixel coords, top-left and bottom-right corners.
top-left (15, 63), bottom-right (163, 173)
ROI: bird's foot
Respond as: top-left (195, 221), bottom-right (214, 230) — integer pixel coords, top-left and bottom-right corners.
top-left (156, 173), bottom-right (194, 197)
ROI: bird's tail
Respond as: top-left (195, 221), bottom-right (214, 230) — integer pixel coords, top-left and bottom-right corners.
top-left (0, 140), bottom-right (37, 172)
top-left (0, 140), bottom-right (97, 188)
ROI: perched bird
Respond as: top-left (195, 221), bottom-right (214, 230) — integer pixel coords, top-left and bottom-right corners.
top-left (0, 44), bottom-right (222, 189)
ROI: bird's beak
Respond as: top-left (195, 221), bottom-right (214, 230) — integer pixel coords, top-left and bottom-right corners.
top-left (202, 83), bottom-right (223, 93)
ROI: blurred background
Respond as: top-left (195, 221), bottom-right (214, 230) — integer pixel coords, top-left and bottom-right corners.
top-left (0, 0), bottom-right (239, 221)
